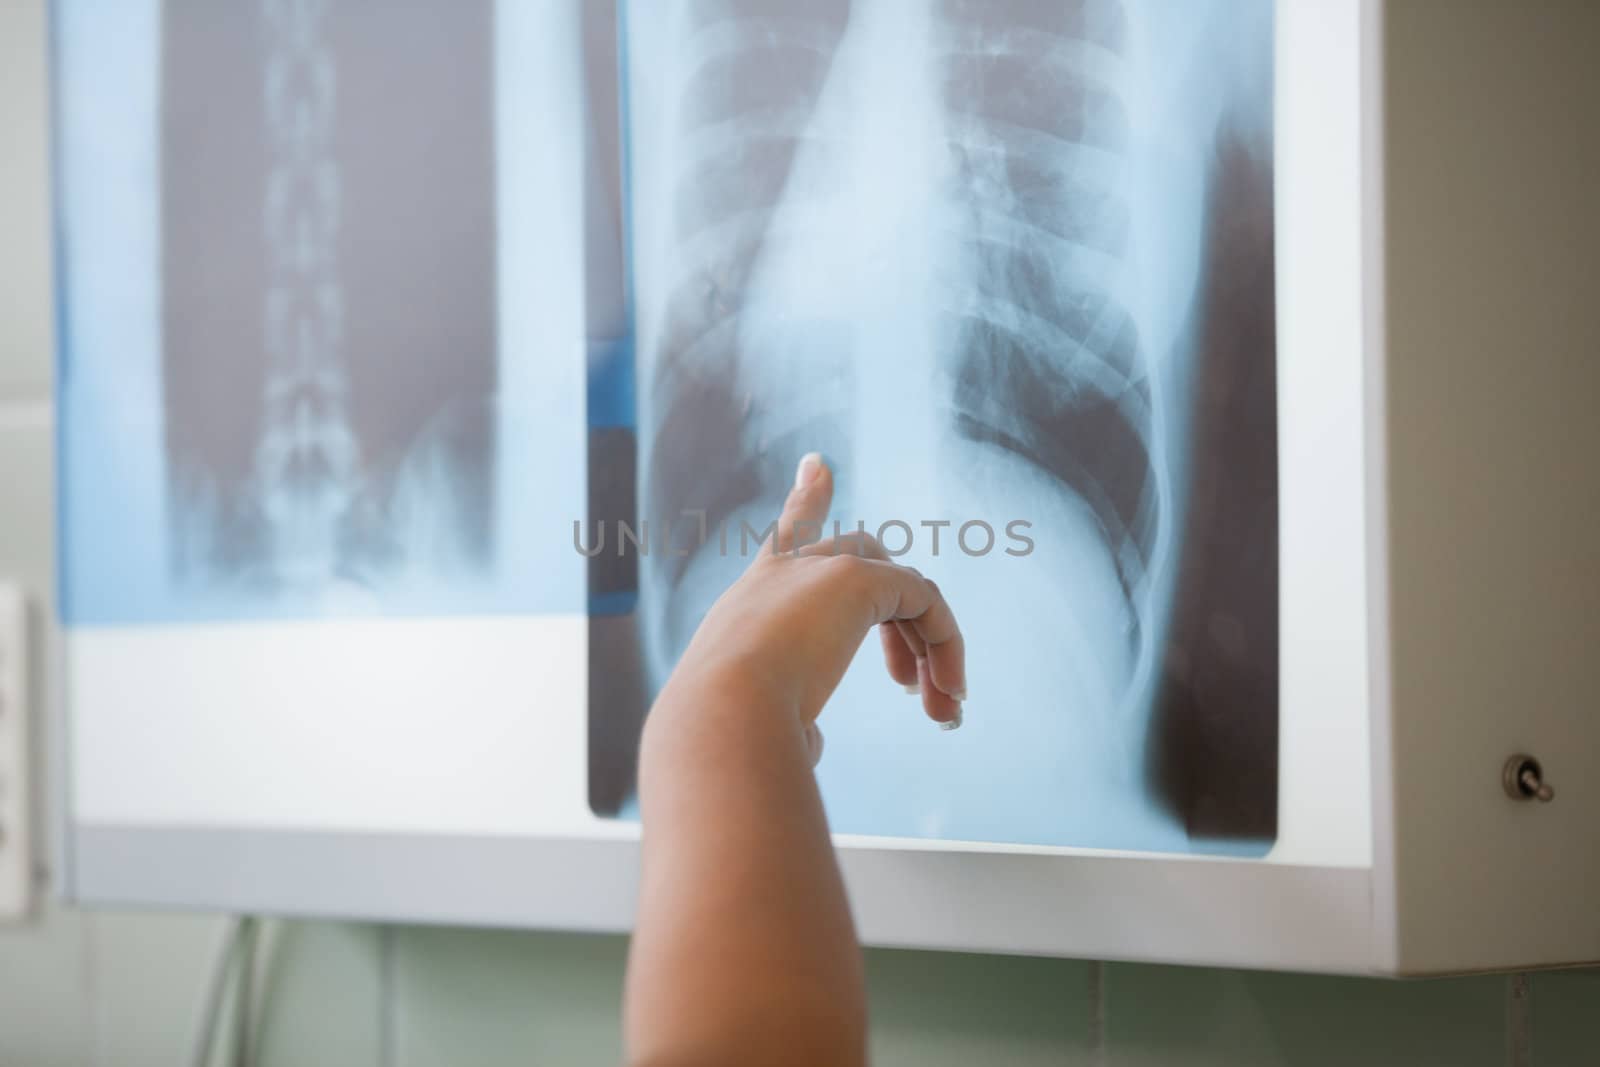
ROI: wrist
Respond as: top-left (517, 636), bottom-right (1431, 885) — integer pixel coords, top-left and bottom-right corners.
top-left (641, 656), bottom-right (809, 770)
top-left (652, 657), bottom-right (797, 730)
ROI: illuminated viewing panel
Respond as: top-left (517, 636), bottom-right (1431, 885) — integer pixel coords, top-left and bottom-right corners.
top-left (57, 0), bottom-right (1370, 886)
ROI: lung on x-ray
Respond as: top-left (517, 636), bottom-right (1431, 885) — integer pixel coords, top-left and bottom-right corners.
top-left (588, 0), bottom-right (1280, 855)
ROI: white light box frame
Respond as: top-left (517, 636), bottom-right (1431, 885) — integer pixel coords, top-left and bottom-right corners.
top-left (53, 0), bottom-right (1600, 977)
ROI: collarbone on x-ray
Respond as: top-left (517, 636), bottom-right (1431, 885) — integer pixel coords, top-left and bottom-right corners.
top-left (627, 0), bottom-right (1276, 851)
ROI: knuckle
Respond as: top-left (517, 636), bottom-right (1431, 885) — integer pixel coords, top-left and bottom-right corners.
top-left (821, 551), bottom-right (867, 579)
top-left (821, 556), bottom-right (878, 603)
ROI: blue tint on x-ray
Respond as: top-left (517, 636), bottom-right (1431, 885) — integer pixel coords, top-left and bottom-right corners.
top-left (588, 338), bottom-right (637, 432)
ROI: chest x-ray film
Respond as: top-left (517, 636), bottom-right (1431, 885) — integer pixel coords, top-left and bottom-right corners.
top-left (589, 0), bottom-right (1279, 855)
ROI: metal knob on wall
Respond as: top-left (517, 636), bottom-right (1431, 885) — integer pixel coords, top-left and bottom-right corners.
top-left (1502, 754), bottom-right (1555, 803)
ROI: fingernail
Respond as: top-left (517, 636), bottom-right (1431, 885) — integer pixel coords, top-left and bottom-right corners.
top-left (794, 452), bottom-right (823, 490)
top-left (939, 709), bottom-right (964, 732)
top-left (903, 683), bottom-right (921, 695)
top-left (951, 687), bottom-right (968, 702)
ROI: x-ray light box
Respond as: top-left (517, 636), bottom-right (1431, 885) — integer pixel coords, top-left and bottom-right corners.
top-left (51, 0), bottom-right (1599, 976)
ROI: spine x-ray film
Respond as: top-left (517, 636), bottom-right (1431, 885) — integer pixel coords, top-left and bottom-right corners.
top-left (160, 0), bottom-right (497, 612)
top-left (60, 0), bottom-right (587, 625)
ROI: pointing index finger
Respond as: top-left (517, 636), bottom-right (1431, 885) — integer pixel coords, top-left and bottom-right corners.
top-left (770, 452), bottom-right (833, 556)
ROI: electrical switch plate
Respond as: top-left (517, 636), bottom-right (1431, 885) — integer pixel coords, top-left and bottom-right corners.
top-left (0, 584), bottom-right (31, 921)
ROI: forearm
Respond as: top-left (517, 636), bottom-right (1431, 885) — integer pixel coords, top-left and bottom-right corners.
top-left (624, 671), bottom-right (866, 1067)
top-left (620, 455), bottom-right (962, 1065)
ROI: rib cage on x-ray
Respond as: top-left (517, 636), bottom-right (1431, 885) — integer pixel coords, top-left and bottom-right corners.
top-left (642, 0), bottom-right (1162, 729)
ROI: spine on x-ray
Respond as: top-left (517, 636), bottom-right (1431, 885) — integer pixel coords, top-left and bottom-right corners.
top-left (254, 0), bottom-right (362, 589)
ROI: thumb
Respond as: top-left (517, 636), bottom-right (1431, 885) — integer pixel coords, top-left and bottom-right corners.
top-left (771, 452), bottom-right (833, 555)
top-left (802, 721), bottom-right (825, 767)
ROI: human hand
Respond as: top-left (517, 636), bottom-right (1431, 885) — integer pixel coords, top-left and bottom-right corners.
top-left (653, 452), bottom-right (967, 765)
